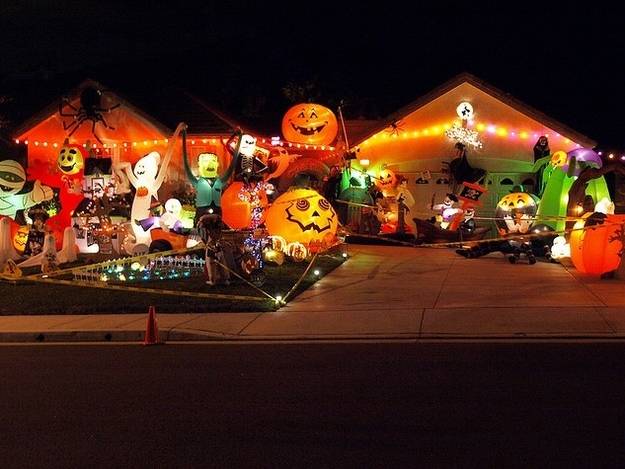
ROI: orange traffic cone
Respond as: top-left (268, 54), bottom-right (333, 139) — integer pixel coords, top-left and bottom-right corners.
top-left (143, 305), bottom-right (162, 345)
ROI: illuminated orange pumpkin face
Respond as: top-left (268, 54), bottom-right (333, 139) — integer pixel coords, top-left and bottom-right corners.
top-left (375, 169), bottom-right (397, 190)
top-left (281, 103), bottom-right (338, 145)
top-left (57, 144), bottom-right (84, 175)
top-left (550, 150), bottom-right (568, 168)
top-left (13, 225), bottom-right (29, 253)
top-left (265, 188), bottom-right (338, 246)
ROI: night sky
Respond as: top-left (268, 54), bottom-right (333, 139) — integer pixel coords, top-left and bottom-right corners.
top-left (1, 2), bottom-right (624, 149)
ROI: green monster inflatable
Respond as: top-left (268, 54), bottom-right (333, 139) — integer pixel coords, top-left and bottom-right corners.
top-left (535, 148), bottom-right (609, 232)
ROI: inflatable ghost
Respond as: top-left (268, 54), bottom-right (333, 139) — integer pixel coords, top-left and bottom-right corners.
top-left (113, 123), bottom-right (187, 246)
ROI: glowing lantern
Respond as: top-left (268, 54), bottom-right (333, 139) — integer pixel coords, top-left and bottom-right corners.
top-left (12, 225), bottom-right (29, 254)
top-left (268, 235), bottom-right (287, 252)
top-left (57, 143), bottom-right (85, 175)
top-left (494, 192), bottom-right (539, 235)
top-left (220, 182), bottom-right (268, 229)
top-left (569, 213), bottom-right (625, 275)
top-left (281, 103), bottom-right (338, 145)
top-left (263, 248), bottom-right (285, 265)
top-left (375, 169), bottom-right (397, 193)
top-left (265, 188), bottom-right (338, 246)
top-left (286, 242), bottom-right (308, 262)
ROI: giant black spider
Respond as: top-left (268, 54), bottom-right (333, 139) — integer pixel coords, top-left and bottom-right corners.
top-left (59, 87), bottom-right (121, 144)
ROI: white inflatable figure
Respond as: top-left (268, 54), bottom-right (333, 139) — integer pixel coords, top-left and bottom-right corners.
top-left (550, 236), bottom-right (571, 260)
top-left (594, 197), bottom-right (615, 215)
top-left (503, 214), bottom-right (533, 234)
top-left (0, 160), bottom-right (53, 218)
top-left (159, 198), bottom-right (182, 232)
top-left (433, 194), bottom-right (461, 229)
top-left (0, 217), bottom-right (19, 269)
top-left (238, 134), bottom-right (258, 180)
top-left (114, 123), bottom-right (187, 247)
top-left (57, 226), bottom-right (78, 264)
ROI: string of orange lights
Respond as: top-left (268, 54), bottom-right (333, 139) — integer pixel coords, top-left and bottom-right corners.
top-left (13, 136), bottom-right (336, 152)
top-left (360, 120), bottom-right (582, 148)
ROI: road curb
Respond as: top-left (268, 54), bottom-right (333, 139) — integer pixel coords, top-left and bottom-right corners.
top-left (3, 329), bottom-right (625, 343)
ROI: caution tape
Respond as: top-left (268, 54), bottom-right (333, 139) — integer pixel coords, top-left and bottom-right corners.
top-left (20, 276), bottom-right (269, 302)
top-left (283, 252), bottom-right (319, 304)
top-left (345, 220), bottom-right (625, 249)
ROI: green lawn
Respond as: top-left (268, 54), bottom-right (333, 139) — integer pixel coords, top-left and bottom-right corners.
top-left (0, 250), bottom-right (345, 315)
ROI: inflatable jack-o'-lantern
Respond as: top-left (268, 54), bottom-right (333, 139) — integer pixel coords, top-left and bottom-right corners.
top-left (281, 103), bottom-right (338, 145)
top-left (13, 225), bottom-right (29, 254)
top-left (57, 143), bottom-right (85, 175)
top-left (375, 169), bottom-right (397, 194)
top-left (494, 192), bottom-right (539, 235)
top-left (570, 213), bottom-right (625, 275)
top-left (265, 188), bottom-right (338, 246)
top-left (220, 182), bottom-right (269, 229)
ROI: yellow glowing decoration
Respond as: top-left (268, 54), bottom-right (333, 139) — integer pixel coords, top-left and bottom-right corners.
top-left (13, 225), bottom-right (29, 254)
top-left (550, 150), bottom-right (568, 167)
top-left (57, 144), bottom-right (84, 175)
top-left (375, 169), bottom-right (397, 193)
top-left (265, 189), bottom-right (338, 246)
top-left (281, 103), bottom-right (338, 145)
top-left (263, 248), bottom-right (285, 265)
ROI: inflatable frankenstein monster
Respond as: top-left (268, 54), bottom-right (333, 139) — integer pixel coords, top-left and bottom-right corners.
top-left (183, 134), bottom-right (237, 225)
top-left (535, 148), bottom-right (610, 232)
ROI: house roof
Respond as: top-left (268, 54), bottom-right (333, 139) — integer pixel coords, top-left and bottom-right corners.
top-left (11, 79), bottom-right (245, 140)
top-left (351, 72), bottom-right (596, 149)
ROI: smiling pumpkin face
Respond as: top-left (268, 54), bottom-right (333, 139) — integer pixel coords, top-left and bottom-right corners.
top-left (57, 144), bottom-right (84, 175)
top-left (265, 188), bottom-right (338, 245)
top-left (281, 103), bottom-right (338, 145)
top-left (494, 192), bottom-right (539, 235)
top-left (375, 169), bottom-right (397, 192)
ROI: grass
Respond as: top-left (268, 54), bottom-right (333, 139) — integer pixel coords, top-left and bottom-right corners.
top-left (0, 249), bottom-right (346, 315)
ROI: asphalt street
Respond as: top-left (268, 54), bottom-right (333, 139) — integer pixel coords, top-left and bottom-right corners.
top-left (1, 342), bottom-right (624, 468)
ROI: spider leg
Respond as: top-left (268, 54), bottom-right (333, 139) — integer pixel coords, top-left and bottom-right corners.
top-left (97, 114), bottom-right (115, 130)
top-left (91, 120), bottom-right (104, 145)
top-left (59, 99), bottom-right (80, 116)
top-left (67, 116), bottom-right (87, 137)
top-left (63, 119), bottom-right (80, 132)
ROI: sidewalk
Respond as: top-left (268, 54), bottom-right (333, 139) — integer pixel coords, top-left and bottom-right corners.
top-left (2, 245), bottom-right (625, 342)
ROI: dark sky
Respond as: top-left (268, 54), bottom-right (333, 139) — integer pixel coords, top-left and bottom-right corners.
top-left (1, 1), bottom-right (624, 148)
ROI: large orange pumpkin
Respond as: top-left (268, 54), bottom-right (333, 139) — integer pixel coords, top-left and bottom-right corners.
top-left (281, 103), bottom-right (338, 145)
top-left (220, 182), bottom-right (269, 229)
top-left (570, 213), bottom-right (625, 275)
top-left (265, 188), bottom-right (338, 246)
